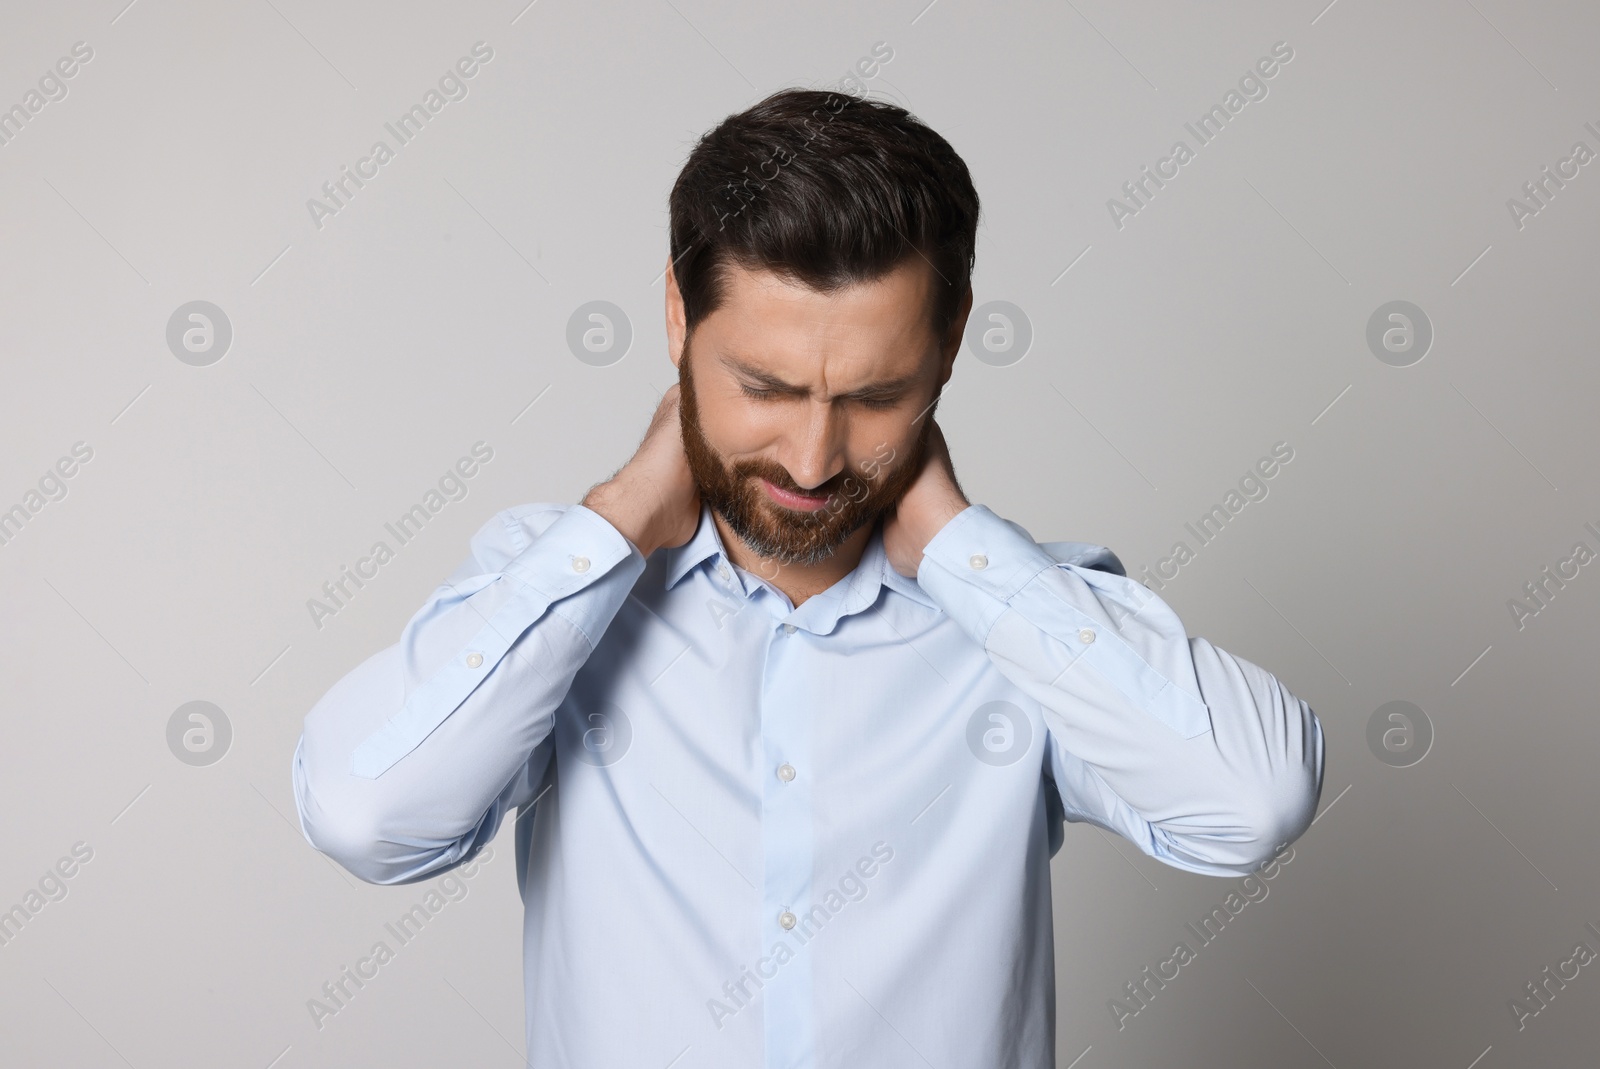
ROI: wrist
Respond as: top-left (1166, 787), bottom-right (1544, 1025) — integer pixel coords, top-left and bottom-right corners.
top-left (913, 492), bottom-right (971, 551)
top-left (582, 479), bottom-right (660, 557)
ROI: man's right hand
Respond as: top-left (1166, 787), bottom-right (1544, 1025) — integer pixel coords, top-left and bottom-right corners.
top-left (581, 384), bottom-right (701, 558)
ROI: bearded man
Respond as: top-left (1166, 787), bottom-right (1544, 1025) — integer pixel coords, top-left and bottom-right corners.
top-left (293, 87), bottom-right (1324, 1068)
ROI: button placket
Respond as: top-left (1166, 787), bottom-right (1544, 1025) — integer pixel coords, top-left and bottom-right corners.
top-left (757, 605), bottom-right (815, 1051)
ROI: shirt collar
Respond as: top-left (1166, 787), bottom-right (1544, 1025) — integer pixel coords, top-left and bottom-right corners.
top-left (663, 503), bottom-right (727, 590)
top-left (662, 503), bottom-right (940, 628)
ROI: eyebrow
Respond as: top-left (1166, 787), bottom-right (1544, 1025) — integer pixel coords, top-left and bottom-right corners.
top-left (721, 354), bottom-right (922, 400)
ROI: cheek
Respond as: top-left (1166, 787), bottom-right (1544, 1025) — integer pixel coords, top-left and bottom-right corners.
top-left (702, 394), bottom-right (789, 460)
top-left (849, 417), bottom-right (918, 481)
top-left (870, 411), bottom-right (923, 453)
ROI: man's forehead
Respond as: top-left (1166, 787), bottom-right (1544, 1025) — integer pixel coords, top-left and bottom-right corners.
top-left (716, 348), bottom-right (925, 395)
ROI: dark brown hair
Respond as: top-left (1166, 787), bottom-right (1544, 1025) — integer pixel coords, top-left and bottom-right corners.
top-left (668, 88), bottom-right (980, 343)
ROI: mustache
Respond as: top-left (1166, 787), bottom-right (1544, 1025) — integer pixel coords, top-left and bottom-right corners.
top-left (721, 414), bottom-right (931, 519)
top-left (732, 459), bottom-right (838, 499)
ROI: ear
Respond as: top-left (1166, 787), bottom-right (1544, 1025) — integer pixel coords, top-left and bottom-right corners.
top-left (665, 257), bottom-right (687, 370)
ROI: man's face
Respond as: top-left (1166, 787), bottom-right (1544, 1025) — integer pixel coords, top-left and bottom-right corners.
top-left (671, 257), bottom-right (955, 567)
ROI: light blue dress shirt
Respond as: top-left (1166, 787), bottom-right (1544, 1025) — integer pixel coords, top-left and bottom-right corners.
top-left (292, 500), bottom-right (1324, 1068)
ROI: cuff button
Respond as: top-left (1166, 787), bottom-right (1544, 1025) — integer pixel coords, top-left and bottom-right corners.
top-left (572, 555), bottom-right (591, 573)
top-left (968, 553), bottom-right (988, 571)
top-left (466, 652), bottom-right (484, 668)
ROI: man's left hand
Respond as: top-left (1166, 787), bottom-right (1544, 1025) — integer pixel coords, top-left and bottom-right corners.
top-left (882, 419), bottom-right (971, 578)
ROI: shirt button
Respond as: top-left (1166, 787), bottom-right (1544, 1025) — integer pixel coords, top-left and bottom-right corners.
top-left (969, 554), bottom-right (988, 570)
top-left (572, 555), bottom-right (590, 573)
top-left (779, 910), bottom-right (797, 930)
top-left (777, 763), bottom-right (796, 782)
top-left (1078, 628), bottom-right (1096, 644)
top-left (717, 563), bottom-right (731, 582)
top-left (465, 652), bottom-right (483, 668)
top-left (783, 623), bottom-right (797, 635)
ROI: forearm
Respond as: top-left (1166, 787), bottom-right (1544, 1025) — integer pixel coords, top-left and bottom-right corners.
top-left (291, 503), bottom-right (644, 884)
top-left (918, 504), bottom-right (1325, 873)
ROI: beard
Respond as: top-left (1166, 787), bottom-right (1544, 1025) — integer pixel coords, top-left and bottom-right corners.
top-left (677, 340), bottom-right (933, 568)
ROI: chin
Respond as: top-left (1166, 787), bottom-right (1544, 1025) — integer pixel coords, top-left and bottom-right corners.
top-left (722, 508), bottom-right (857, 568)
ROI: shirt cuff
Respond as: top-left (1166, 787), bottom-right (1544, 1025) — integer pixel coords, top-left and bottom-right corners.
top-left (503, 503), bottom-right (644, 645)
top-left (503, 504), bottom-right (637, 595)
top-left (916, 504), bottom-right (1060, 648)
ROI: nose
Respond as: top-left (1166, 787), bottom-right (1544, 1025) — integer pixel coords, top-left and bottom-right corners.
top-left (780, 398), bottom-right (847, 491)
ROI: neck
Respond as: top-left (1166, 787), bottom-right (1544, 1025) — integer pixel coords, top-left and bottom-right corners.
top-left (711, 510), bottom-right (876, 608)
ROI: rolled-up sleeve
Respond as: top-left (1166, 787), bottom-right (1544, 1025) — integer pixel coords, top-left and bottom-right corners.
top-left (917, 504), bottom-right (1325, 876)
top-left (291, 502), bottom-right (645, 885)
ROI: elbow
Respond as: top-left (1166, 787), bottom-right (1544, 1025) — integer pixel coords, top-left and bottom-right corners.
top-left (1176, 638), bottom-right (1328, 874)
top-left (1160, 789), bottom-right (1316, 877)
top-left (1160, 701), bottom-right (1326, 877)
top-left (291, 736), bottom-right (422, 886)
top-left (1236, 766), bottom-right (1320, 872)
top-left (298, 812), bottom-right (404, 887)
top-left (1233, 700), bottom-right (1326, 872)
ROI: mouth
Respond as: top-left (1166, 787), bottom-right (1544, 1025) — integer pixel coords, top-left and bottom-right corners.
top-left (761, 478), bottom-right (832, 512)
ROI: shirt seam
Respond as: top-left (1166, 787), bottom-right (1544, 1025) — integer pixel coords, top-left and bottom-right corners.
top-left (549, 595), bottom-right (606, 651)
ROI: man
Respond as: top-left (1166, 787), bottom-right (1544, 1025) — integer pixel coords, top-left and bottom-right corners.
top-left (293, 87), bottom-right (1324, 1067)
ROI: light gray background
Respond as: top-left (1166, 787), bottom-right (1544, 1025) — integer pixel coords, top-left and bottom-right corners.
top-left (2, 0), bottom-right (1596, 1065)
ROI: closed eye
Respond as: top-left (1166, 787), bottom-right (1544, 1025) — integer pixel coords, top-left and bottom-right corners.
top-left (740, 383), bottom-right (902, 410)
top-left (855, 396), bottom-right (901, 410)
